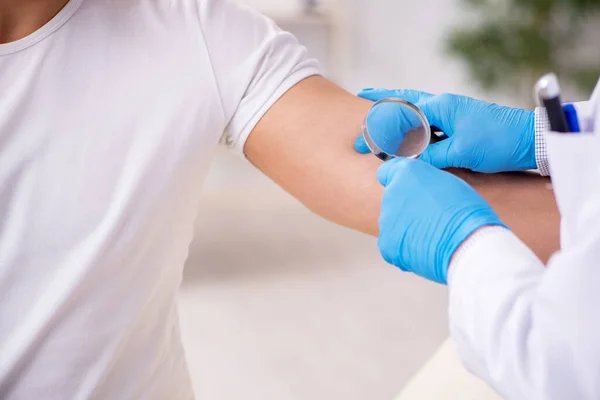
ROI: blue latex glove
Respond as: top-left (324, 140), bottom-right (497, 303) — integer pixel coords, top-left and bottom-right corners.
top-left (364, 100), bottom-right (423, 156)
top-left (377, 157), bottom-right (507, 284)
top-left (356, 89), bottom-right (536, 173)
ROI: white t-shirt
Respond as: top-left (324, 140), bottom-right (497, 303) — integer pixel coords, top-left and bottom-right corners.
top-left (0, 0), bottom-right (320, 398)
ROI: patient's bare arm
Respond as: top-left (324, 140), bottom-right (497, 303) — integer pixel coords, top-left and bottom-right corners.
top-left (452, 170), bottom-right (559, 263)
top-left (244, 76), bottom-right (559, 261)
top-left (245, 76), bottom-right (382, 236)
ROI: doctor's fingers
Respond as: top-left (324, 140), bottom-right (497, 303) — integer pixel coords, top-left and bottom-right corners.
top-left (358, 88), bottom-right (434, 104)
top-left (358, 90), bottom-right (456, 136)
top-left (377, 157), bottom-right (436, 187)
top-left (354, 134), bottom-right (371, 154)
top-left (377, 157), bottom-right (410, 186)
top-left (356, 102), bottom-right (403, 154)
top-left (418, 138), bottom-right (454, 170)
top-left (355, 99), bottom-right (424, 154)
top-left (414, 95), bottom-right (456, 137)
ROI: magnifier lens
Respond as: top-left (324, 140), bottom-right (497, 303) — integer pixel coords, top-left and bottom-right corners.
top-left (362, 99), bottom-right (431, 160)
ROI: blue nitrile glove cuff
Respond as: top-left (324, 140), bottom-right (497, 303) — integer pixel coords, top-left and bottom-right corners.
top-left (434, 208), bottom-right (508, 284)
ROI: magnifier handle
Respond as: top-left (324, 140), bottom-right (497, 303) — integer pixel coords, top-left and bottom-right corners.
top-left (429, 126), bottom-right (447, 144)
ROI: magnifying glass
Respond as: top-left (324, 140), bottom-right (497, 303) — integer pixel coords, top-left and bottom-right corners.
top-left (361, 98), bottom-right (444, 161)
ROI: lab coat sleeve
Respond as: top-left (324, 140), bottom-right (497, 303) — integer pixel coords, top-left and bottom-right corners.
top-left (448, 223), bottom-right (600, 400)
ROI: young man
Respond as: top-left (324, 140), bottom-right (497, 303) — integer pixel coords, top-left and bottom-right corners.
top-left (0, 0), bottom-right (558, 398)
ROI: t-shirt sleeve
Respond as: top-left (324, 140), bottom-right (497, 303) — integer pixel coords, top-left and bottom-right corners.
top-left (196, 0), bottom-right (322, 155)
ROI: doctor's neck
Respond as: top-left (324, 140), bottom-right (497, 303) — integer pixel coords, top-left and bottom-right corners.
top-left (0, 0), bottom-right (68, 43)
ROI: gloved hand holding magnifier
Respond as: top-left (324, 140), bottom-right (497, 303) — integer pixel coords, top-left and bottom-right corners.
top-left (361, 98), bottom-right (444, 161)
top-left (356, 88), bottom-right (536, 173)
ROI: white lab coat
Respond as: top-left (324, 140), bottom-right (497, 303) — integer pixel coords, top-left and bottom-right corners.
top-left (448, 79), bottom-right (600, 400)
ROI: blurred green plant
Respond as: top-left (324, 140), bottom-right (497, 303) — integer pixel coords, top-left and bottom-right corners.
top-left (447, 0), bottom-right (600, 98)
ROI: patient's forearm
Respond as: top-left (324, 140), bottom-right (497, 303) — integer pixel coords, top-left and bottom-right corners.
top-left (453, 170), bottom-right (559, 263)
top-left (244, 76), bottom-right (559, 261)
top-left (245, 76), bottom-right (383, 236)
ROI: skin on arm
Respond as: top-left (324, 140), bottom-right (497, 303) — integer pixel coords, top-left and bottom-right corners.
top-left (245, 76), bottom-right (382, 237)
top-left (245, 76), bottom-right (560, 261)
top-left (450, 169), bottom-right (560, 263)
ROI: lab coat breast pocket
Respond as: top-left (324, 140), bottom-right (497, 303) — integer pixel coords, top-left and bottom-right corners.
top-left (546, 132), bottom-right (600, 250)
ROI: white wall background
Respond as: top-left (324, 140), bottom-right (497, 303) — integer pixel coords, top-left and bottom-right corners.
top-left (336, 0), bottom-right (474, 94)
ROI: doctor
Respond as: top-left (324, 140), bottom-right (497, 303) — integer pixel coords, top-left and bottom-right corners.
top-left (356, 81), bottom-right (600, 399)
